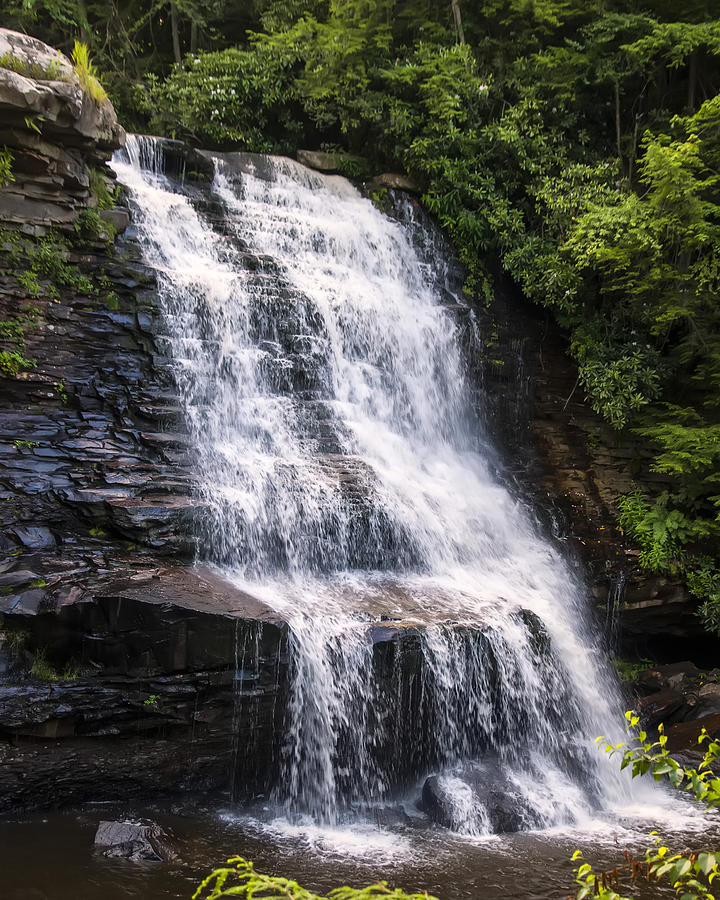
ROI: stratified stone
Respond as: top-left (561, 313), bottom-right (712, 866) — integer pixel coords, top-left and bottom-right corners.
top-left (0, 28), bottom-right (125, 228)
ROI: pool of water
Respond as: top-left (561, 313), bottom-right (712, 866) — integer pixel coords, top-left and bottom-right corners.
top-left (1, 793), bottom-right (715, 900)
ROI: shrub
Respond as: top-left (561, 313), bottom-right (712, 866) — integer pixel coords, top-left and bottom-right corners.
top-left (71, 41), bottom-right (107, 103)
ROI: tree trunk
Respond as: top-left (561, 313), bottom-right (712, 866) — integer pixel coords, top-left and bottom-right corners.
top-left (170, 1), bottom-right (182, 66)
top-left (614, 80), bottom-right (623, 174)
top-left (190, 19), bottom-right (198, 54)
top-left (687, 48), bottom-right (698, 111)
top-left (450, 0), bottom-right (465, 44)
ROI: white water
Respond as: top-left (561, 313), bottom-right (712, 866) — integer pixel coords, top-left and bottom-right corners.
top-left (113, 137), bottom-right (633, 832)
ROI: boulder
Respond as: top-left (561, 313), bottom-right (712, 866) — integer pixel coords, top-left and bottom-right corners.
top-left (93, 820), bottom-right (175, 861)
top-left (11, 526), bottom-right (55, 550)
top-left (634, 661), bottom-right (701, 695)
top-left (693, 682), bottom-right (720, 719)
top-left (0, 30), bottom-right (124, 148)
top-left (100, 208), bottom-right (130, 233)
top-left (420, 763), bottom-right (538, 835)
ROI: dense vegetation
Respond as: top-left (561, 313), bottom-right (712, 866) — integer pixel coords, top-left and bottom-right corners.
top-left (4, 0), bottom-right (720, 630)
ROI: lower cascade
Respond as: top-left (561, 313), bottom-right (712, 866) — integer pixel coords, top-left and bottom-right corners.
top-left (112, 136), bottom-right (629, 834)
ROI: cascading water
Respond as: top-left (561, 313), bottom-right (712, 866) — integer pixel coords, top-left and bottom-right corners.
top-left (112, 137), bottom-right (630, 833)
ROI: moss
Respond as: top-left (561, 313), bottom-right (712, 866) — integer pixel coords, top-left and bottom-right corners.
top-left (613, 657), bottom-right (654, 683)
top-left (55, 379), bottom-right (68, 404)
top-left (75, 208), bottom-right (115, 244)
top-left (0, 52), bottom-right (71, 83)
top-left (0, 308), bottom-right (38, 378)
top-left (103, 290), bottom-right (120, 310)
top-left (89, 167), bottom-right (118, 211)
top-left (0, 623), bottom-right (29, 657)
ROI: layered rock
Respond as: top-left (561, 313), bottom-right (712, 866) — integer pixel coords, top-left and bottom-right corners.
top-left (0, 570), bottom-right (288, 810)
top-left (0, 29), bottom-right (125, 229)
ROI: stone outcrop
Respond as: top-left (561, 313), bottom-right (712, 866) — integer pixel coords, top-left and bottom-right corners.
top-left (366, 173), bottom-right (420, 194)
top-left (0, 29), bottom-right (125, 228)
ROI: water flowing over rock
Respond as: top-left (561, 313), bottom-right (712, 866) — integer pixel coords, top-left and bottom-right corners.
top-left (105, 136), bottom-right (631, 831)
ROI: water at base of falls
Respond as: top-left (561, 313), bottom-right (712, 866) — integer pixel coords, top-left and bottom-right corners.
top-left (112, 137), bottom-right (631, 834)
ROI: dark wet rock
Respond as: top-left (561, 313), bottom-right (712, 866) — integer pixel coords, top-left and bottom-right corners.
top-left (0, 580), bottom-right (290, 811)
top-left (666, 714), bottom-right (720, 755)
top-left (11, 526), bottom-right (56, 549)
top-left (637, 690), bottom-right (695, 730)
top-left (634, 662), bottom-right (702, 696)
top-left (94, 820), bottom-right (175, 861)
top-left (0, 569), bottom-right (40, 589)
top-left (692, 683), bottom-right (720, 719)
top-left (370, 805), bottom-right (415, 827)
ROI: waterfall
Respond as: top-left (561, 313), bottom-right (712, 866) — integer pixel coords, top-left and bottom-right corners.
top-left (112, 136), bottom-right (629, 833)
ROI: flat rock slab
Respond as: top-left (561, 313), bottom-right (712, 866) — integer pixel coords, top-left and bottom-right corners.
top-left (95, 564), bottom-right (283, 622)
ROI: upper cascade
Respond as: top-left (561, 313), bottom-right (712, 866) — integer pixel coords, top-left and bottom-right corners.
top-left (112, 135), bottom-right (631, 831)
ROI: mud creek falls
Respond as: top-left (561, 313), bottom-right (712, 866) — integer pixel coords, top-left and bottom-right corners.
top-left (112, 136), bottom-right (629, 836)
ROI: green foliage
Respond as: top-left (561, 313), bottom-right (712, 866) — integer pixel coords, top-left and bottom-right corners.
top-left (29, 648), bottom-right (57, 681)
top-left (147, 46), bottom-right (301, 149)
top-left (194, 857), bottom-right (437, 900)
top-left (612, 658), bottom-right (653, 684)
top-left (0, 310), bottom-right (38, 379)
top-left (0, 147), bottom-right (13, 189)
top-left (89, 168), bottom-right (118, 211)
top-left (71, 41), bottom-right (107, 103)
top-left (572, 713), bottom-right (720, 900)
top-left (1, 624), bottom-right (29, 657)
top-left (13, 440), bottom-right (39, 450)
top-left (75, 208), bottom-right (114, 242)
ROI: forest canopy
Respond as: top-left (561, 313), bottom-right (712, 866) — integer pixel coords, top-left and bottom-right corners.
top-left (4, 0), bottom-right (720, 630)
